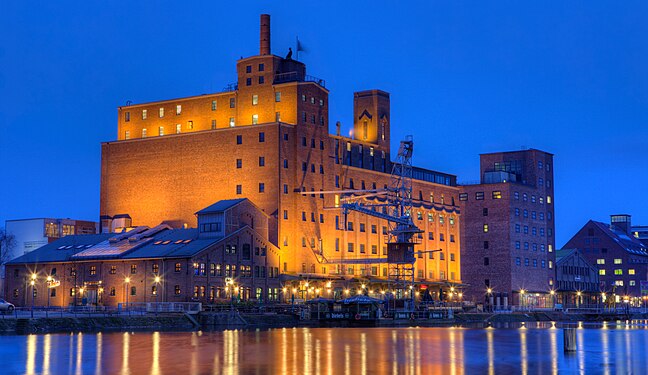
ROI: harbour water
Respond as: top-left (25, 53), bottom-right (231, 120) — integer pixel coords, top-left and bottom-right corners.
top-left (1, 322), bottom-right (648, 374)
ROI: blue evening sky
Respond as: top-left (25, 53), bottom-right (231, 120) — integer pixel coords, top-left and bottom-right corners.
top-left (1, 2), bottom-right (647, 247)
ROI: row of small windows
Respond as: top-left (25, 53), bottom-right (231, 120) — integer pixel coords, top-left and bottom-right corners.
top-left (514, 257), bottom-right (550, 268)
top-left (514, 208), bottom-right (548, 221)
top-left (301, 94), bottom-right (325, 106)
top-left (514, 224), bottom-right (553, 237)
top-left (192, 263), bottom-right (279, 278)
top-left (513, 241), bottom-right (551, 252)
top-left (459, 191), bottom-right (552, 204)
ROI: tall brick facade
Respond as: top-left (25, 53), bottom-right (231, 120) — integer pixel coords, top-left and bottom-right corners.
top-left (101, 15), bottom-right (462, 293)
top-left (459, 149), bottom-right (556, 306)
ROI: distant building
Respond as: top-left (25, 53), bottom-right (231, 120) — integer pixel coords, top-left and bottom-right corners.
top-left (459, 149), bottom-right (556, 306)
top-left (562, 214), bottom-right (648, 300)
top-left (632, 224), bottom-right (648, 247)
top-left (555, 248), bottom-right (600, 307)
top-left (5, 218), bottom-right (97, 260)
top-left (4, 199), bottom-right (281, 307)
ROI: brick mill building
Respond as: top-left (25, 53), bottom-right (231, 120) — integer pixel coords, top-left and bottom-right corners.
top-left (459, 149), bottom-right (556, 306)
top-left (4, 199), bottom-right (282, 307)
top-left (98, 14), bottom-right (462, 299)
top-left (562, 214), bottom-right (648, 300)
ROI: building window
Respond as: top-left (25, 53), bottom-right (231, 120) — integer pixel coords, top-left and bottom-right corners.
top-left (252, 95), bottom-right (258, 105)
top-left (175, 263), bottom-right (182, 272)
top-left (259, 156), bottom-right (265, 166)
top-left (236, 159), bottom-right (242, 168)
top-left (175, 285), bottom-right (181, 295)
top-left (90, 266), bottom-right (96, 276)
top-left (130, 286), bottom-right (137, 296)
top-left (459, 193), bottom-right (468, 201)
top-left (492, 191), bottom-right (502, 199)
top-left (236, 185), bottom-right (242, 195)
top-left (475, 192), bottom-right (484, 200)
top-left (347, 243), bottom-right (354, 252)
top-left (547, 196), bottom-right (552, 204)
top-left (142, 109), bottom-right (147, 119)
top-left (230, 98), bottom-right (236, 108)
top-left (151, 285), bottom-right (158, 296)
top-left (629, 269), bottom-right (636, 275)
top-left (110, 266), bottom-right (116, 274)
top-left (124, 111), bottom-right (130, 122)
top-left (259, 183), bottom-right (265, 193)
top-left (152, 264), bottom-right (159, 274)
top-left (124, 130), bottom-right (130, 139)
top-left (130, 265), bottom-right (137, 274)
top-left (483, 224), bottom-right (489, 233)
top-left (276, 112), bottom-right (281, 122)
top-left (246, 78), bottom-right (252, 86)
top-left (258, 76), bottom-right (265, 84)
top-left (229, 117), bottom-right (235, 127)
top-left (614, 259), bottom-right (622, 264)
top-left (142, 128), bottom-right (147, 138)
top-left (159, 126), bottom-right (164, 136)
top-left (259, 132), bottom-right (265, 142)
top-left (211, 100), bottom-right (217, 111)
top-left (275, 92), bottom-right (281, 102)
top-left (283, 184), bottom-right (288, 194)
top-left (246, 65), bottom-right (252, 73)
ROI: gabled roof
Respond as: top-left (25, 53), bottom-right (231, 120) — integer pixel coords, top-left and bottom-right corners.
top-left (591, 220), bottom-right (648, 256)
top-left (194, 198), bottom-right (247, 215)
top-left (6, 233), bottom-right (116, 264)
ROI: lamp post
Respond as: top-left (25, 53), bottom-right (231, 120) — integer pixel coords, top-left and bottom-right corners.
top-left (30, 273), bottom-right (37, 318)
top-left (291, 287), bottom-right (297, 312)
top-left (520, 289), bottom-right (526, 310)
top-left (154, 276), bottom-right (161, 315)
top-left (46, 276), bottom-right (52, 318)
top-left (124, 277), bottom-right (131, 313)
top-left (486, 288), bottom-right (493, 312)
top-left (549, 289), bottom-right (556, 310)
top-left (576, 291), bottom-right (582, 309)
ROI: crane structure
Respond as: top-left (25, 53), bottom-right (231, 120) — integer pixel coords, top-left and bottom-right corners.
top-left (329, 135), bottom-right (422, 297)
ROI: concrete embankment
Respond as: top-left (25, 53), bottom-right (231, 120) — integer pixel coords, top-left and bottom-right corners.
top-left (0, 315), bottom-right (195, 335)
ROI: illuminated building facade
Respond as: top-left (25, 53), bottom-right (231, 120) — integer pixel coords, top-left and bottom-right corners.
top-left (100, 15), bottom-right (462, 296)
top-left (459, 149), bottom-right (556, 306)
top-left (562, 214), bottom-right (648, 298)
top-left (4, 199), bottom-right (282, 307)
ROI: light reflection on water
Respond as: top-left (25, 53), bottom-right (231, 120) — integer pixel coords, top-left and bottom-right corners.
top-left (2, 323), bottom-right (648, 374)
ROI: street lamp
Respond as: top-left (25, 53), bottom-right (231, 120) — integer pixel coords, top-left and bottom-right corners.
top-left (30, 274), bottom-right (36, 318)
top-left (46, 276), bottom-right (52, 318)
top-left (576, 291), bottom-right (582, 308)
top-left (520, 289), bottom-right (526, 309)
top-left (549, 289), bottom-right (556, 309)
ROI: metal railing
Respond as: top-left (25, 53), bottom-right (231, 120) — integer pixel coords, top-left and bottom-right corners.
top-left (273, 72), bottom-right (326, 87)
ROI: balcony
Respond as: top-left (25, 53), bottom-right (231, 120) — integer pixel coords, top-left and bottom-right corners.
top-left (274, 72), bottom-right (326, 88)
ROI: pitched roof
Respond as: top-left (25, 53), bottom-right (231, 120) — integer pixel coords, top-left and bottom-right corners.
top-left (6, 233), bottom-right (116, 264)
top-left (592, 220), bottom-right (648, 256)
top-left (194, 198), bottom-right (247, 215)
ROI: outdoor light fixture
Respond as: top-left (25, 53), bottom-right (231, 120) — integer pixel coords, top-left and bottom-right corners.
top-left (345, 289), bottom-right (350, 295)
top-left (125, 277), bottom-right (130, 283)
top-left (361, 284), bottom-right (366, 289)
top-left (487, 288), bottom-right (492, 294)
top-left (550, 290), bottom-right (555, 295)
top-left (520, 289), bottom-right (525, 295)
top-left (155, 276), bottom-right (161, 283)
top-left (31, 273), bottom-right (37, 281)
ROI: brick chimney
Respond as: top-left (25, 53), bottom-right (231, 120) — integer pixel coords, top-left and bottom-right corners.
top-left (260, 14), bottom-right (271, 55)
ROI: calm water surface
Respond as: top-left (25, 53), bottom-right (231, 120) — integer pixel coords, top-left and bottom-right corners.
top-left (2, 322), bottom-right (648, 374)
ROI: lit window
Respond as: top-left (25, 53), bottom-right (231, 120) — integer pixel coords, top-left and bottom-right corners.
top-left (142, 110), bottom-right (147, 119)
top-left (211, 100), bottom-right (217, 111)
top-left (629, 269), bottom-right (635, 275)
top-left (187, 121), bottom-right (193, 129)
top-left (614, 269), bottom-right (623, 275)
top-left (475, 192), bottom-right (484, 200)
top-left (124, 130), bottom-right (130, 140)
top-left (614, 258), bottom-right (622, 264)
top-left (547, 196), bottom-right (552, 204)
top-left (275, 92), bottom-right (281, 102)
top-left (229, 117), bottom-right (235, 127)
top-left (252, 114), bottom-right (258, 124)
top-left (159, 126), bottom-right (164, 136)
top-left (159, 107), bottom-right (164, 117)
top-left (176, 124), bottom-right (181, 134)
top-left (252, 95), bottom-right (258, 105)
top-left (492, 191), bottom-right (502, 199)
top-left (142, 128), bottom-right (147, 138)
top-left (483, 224), bottom-right (489, 233)
top-left (276, 112), bottom-right (281, 122)
top-left (176, 105), bottom-right (181, 115)
top-left (211, 120), bottom-right (216, 129)
top-left (597, 259), bottom-right (605, 264)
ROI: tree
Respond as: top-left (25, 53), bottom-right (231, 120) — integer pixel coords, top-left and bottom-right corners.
top-left (0, 227), bottom-right (16, 266)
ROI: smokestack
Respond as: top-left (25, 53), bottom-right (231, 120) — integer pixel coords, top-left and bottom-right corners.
top-left (260, 14), bottom-right (271, 55)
